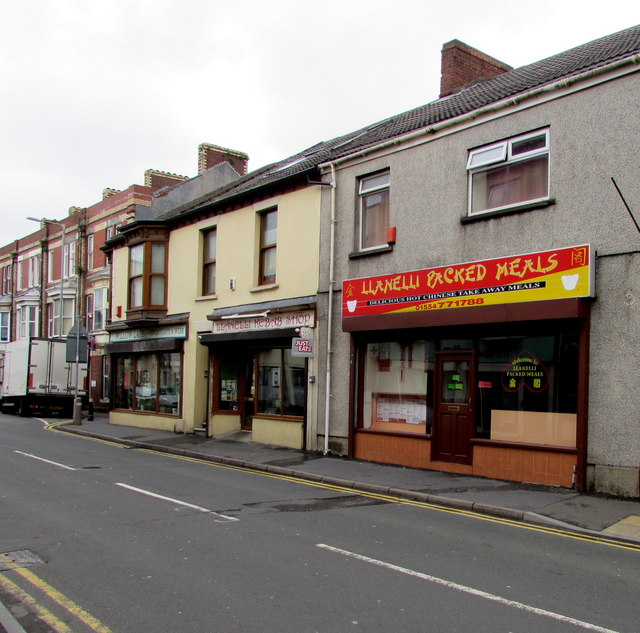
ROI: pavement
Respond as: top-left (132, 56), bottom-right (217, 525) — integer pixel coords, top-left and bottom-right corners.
top-left (48, 412), bottom-right (640, 546)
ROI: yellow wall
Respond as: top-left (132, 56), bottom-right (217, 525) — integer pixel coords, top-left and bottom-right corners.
top-left (109, 185), bottom-right (322, 435)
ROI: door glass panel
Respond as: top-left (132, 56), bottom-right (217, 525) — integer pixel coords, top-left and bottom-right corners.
top-left (441, 360), bottom-right (470, 404)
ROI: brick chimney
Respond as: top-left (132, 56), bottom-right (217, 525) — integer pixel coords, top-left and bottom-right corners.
top-left (440, 40), bottom-right (512, 98)
top-left (198, 143), bottom-right (249, 176)
top-left (144, 170), bottom-right (189, 194)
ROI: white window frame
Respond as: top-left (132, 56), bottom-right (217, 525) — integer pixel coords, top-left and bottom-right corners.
top-left (0, 311), bottom-right (9, 341)
top-left (87, 234), bottom-right (95, 271)
top-left (28, 255), bottom-right (39, 288)
top-left (18, 305), bottom-right (38, 339)
top-left (467, 129), bottom-right (550, 215)
top-left (63, 240), bottom-right (76, 279)
top-left (93, 287), bottom-right (107, 331)
top-left (46, 298), bottom-right (74, 337)
top-left (358, 171), bottom-right (390, 251)
top-left (1, 265), bottom-right (11, 295)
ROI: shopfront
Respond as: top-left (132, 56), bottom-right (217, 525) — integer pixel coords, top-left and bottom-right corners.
top-left (200, 301), bottom-right (316, 449)
top-left (106, 321), bottom-right (187, 431)
top-left (343, 245), bottom-right (594, 489)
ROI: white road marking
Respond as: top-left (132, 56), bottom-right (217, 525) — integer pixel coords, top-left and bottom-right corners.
top-left (316, 544), bottom-right (621, 633)
top-left (115, 483), bottom-right (238, 522)
top-left (14, 450), bottom-right (77, 470)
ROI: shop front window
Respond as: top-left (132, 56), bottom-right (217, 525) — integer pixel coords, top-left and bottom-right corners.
top-left (113, 352), bottom-right (181, 415)
top-left (114, 356), bottom-right (134, 409)
top-left (360, 340), bottom-right (434, 435)
top-left (217, 355), bottom-right (241, 411)
top-left (257, 348), bottom-right (305, 417)
top-left (476, 330), bottom-right (579, 447)
top-left (159, 353), bottom-right (181, 415)
top-left (134, 355), bottom-right (158, 412)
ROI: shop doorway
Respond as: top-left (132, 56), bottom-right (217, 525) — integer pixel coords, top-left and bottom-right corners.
top-left (432, 352), bottom-right (474, 464)
top-left (240, 354), bottom-right (256, 430)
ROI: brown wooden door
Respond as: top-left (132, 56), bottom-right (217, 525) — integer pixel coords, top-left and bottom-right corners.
top-left (433, 353), bottom-right (474, 464)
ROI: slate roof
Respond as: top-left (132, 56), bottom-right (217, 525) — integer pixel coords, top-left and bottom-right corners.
top-left (157, 24), bottom-right (640, 224)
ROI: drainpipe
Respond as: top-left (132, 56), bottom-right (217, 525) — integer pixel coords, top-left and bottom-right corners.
top-left (323, 163), bottom-right (337, 455)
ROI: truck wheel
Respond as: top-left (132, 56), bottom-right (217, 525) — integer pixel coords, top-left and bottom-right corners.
top-left (18, 399), bottom-right (30, 417)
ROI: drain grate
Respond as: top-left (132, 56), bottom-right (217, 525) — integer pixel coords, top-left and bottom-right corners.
top-left (0, 550), bottom-right (45, 572)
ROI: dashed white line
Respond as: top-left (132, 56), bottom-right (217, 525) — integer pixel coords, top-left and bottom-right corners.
top-left (316, 544), bottom-right (621, 633)
top-left (115, 483), bottom-right (238, 522)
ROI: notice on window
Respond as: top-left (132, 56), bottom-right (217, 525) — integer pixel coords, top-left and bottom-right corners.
top-left (502, 350), bottom-right (549, 392)
top-left (375, 394), bottom-right (427, 425)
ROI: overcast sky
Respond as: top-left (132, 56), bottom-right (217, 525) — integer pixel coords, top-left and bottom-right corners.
top-left (1, 1), bottom-right (638, 244)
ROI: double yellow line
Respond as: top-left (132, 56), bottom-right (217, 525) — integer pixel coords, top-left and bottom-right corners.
top-left (47, 421), bottom-right (640, 553)
top-left (0, 557), bottom-right (112, 633)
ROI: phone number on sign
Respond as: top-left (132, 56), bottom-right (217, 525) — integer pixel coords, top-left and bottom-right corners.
top-left (416, 297), bottom-right (485, 310)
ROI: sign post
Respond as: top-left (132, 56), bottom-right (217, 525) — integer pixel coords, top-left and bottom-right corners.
top-left (67, 320), bottom-right (88, 425)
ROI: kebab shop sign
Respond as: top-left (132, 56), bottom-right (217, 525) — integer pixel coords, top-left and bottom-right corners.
top-left (342, 245), bottom-right (593, 318)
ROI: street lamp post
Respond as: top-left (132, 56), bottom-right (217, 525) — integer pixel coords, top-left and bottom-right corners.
top-left (27, 216), bottom-right (82, 423)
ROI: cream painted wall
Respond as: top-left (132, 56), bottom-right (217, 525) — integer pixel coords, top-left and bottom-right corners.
top-left (106, 185), bottom-right (323, 434)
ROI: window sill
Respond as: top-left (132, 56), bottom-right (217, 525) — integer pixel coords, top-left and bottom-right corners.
top-left (348, 245), bottom-right (394, 259)
top-left (195, 294), bottom-right (217, 302)
top-left (249, 283), bottom-right (279, 293)
top-left (461, 198), bottom-right (555, 224)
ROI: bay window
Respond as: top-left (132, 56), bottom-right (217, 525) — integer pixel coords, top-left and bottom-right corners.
top-left (128, 242), bottom-right (167, 310)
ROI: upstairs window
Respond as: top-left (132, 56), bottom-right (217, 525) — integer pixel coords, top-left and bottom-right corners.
top-left (467, 130), bottom-right (549, 215)
top-left (1, 265), bottom-right (11, 295)
top-left (0, 311), bottom-right (9, 341)
top-left (28, 255), bottom-right (39, 288)
top-left (358, 171), bottom-right (390, 250)
top-left (87, 234), bottom-right (94, 271)
top-left (259, 209), bottom-right (277, 285)
top-left (128, 242), bottom-right (167, 309)
top-left (18, 305), bottom-right (38, 339)
top-left (202, 228), bottom-right (217, 296)
top-left (63, 240), bottom-right (76, 279)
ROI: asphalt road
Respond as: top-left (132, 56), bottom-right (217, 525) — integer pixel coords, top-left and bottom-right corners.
top-left (1, 414), bottom-right (639, 633)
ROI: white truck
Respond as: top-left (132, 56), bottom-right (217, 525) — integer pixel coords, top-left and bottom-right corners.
top-left (0, 338), bottom-right (87, 417)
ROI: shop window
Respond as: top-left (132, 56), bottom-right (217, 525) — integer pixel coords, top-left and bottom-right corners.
top-left (0, 311), bottom-right (9, 341)
top-left (128, 242), bottom-right (167, 310)
top-left (467, 129), bottom-right (549, 215)
top-left (259, 209), bottom-right (277, 285)
top-left (102, 355), bottom-right (111, 402)
top-left (202, 228), bottom-right (217, 296)
top-left (358, 171), bottom-right (390, 251)
top-left (216, 355), bottom-right (241, 411)
top-left (113, 351), bottom-right (181, 415)
top-left (257, 348), bottom-right (305, 417)
top-left (476, 330), bottom-right (579, 447)
top-left (359, 340), bottom-right (433, 434)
